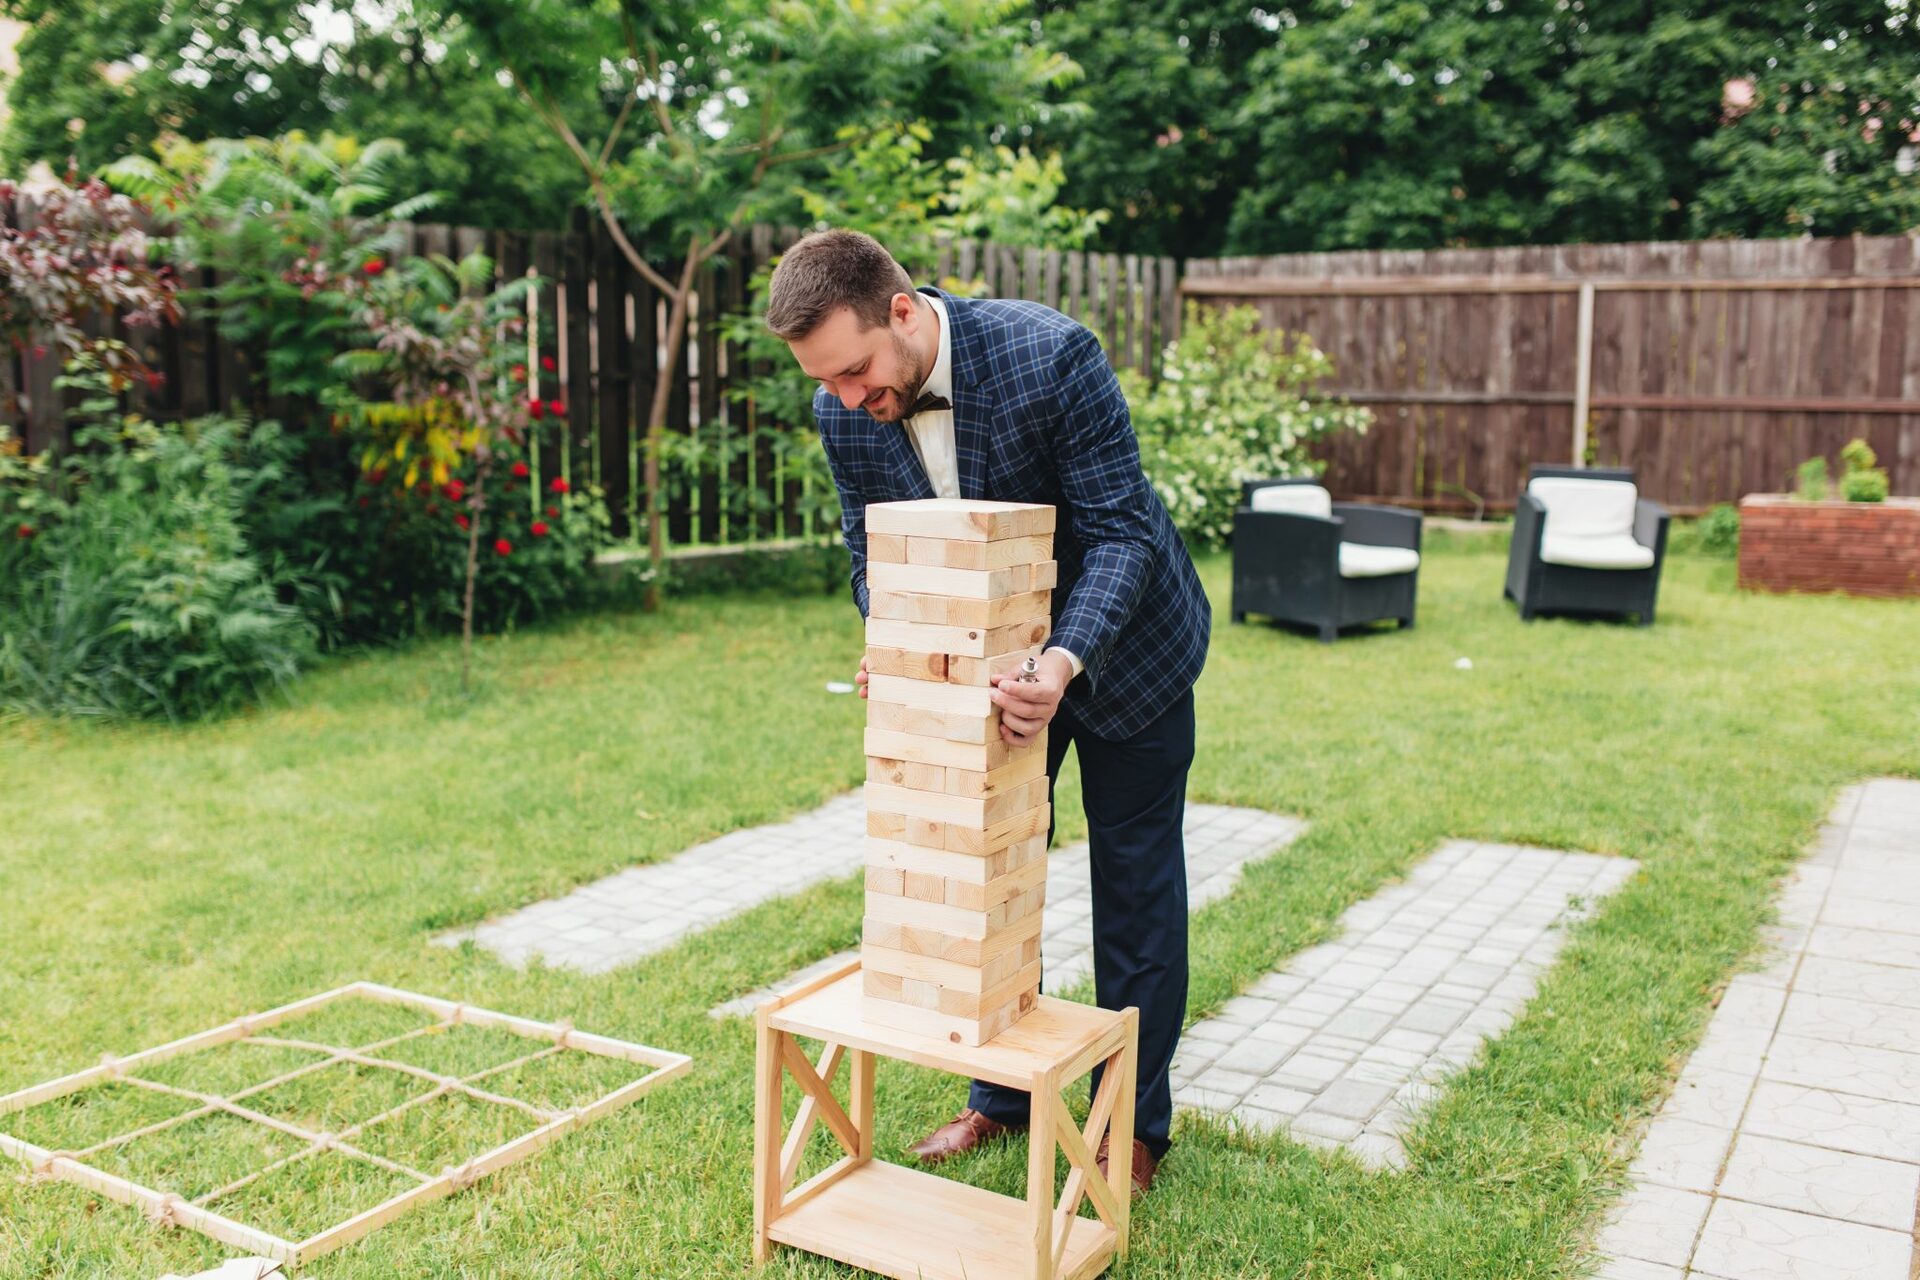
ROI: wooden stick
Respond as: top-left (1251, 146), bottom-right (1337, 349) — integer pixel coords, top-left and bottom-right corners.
top-left (776, 1037), bottom-right (859, 1162)
top-left (779, 1042), bottom-right (847, 1189)
top-left (752, 1019), bottom-right (783, 1264)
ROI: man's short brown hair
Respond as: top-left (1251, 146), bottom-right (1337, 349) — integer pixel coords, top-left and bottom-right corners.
top-left (764, 229), bottom-right (914, 341)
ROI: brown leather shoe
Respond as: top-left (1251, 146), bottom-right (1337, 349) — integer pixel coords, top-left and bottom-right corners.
top-left (1095, 1136), bottom-right (1160, 1200)
top-left (906, 1108), bottom-right (1024, 1165)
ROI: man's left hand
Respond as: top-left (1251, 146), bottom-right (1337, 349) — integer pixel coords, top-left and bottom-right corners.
top-left (989, 650), bottom-right (1074, 747)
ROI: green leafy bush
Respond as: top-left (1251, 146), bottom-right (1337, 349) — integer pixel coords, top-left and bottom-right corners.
top-left (1119, 304), bottom-right (1371, 548)
top-left (1696, 503), bottom-right (1741, 559)
top-left (1794, 456), bottom-right (1830, 502)
top-left (1, 412), bottom-right (317, 721)
top-left (1838, 438), bottom-right (1890, 503)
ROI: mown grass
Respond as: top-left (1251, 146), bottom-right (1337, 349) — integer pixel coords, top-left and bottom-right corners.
top-left (2, 538), bottom-right (1915, 1278)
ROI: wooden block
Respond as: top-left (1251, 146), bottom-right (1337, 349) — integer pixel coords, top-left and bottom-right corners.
top-left (866, 699), bottom-right (994, 744)
top-left (865, 832), bottom-right (1046, 885)
top-left (868, 587), bottom-right (1051, 632)
top-left (903, 533), bottom-right (1054, 572)
top-left (1033, 559), bottom-right (1058, 590)
top-left (864, 755), bottom-right (946, 792)
top-left (945, 647), bottom-right (1045, 688)
top-left (866, 615), bottom-right (1051, 659)
top-left (866, 810), bottom-right (945, 849)
top-left (867, 561), bottom-right (1036, 600)
top-left (864, 727), bottom-right (1014, 772)
top-left (860, 940), bottom-right (1031, 994)
top-left (942, 781), bottom-right (1051, 854)
top-left (865, 866), bottom-right (904, 896)
top-left (930, 960), bottom-right (1044, 1020)
top-left (862, 781), bottom-right (1038, 828)
top-left (864, 646), bottom-right (947, 682)
top-left (942, 855), bottom-right (1049, 912)
top-left (862, 983), bottom-right (1037, 1047)
top-left (865, 673), bottom-right (994, 718)
top-left (865, 498), bottom-right (1056, 542)
top-left (864, 878), bottom-right (1047, 939)
top-left (900, 871), bottom-right (946, 903)
top-left (861, 911), bottom-right (1043, 968)
top-left (866, 532), bottom-right (908, 563)
top-left (944, 751), bottom-right (1047, 800)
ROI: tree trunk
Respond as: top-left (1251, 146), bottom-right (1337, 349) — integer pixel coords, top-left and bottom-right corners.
top-left (641, 250), bottom-right (703, 612)
top-left (460, 456), bottom-right (492, 694)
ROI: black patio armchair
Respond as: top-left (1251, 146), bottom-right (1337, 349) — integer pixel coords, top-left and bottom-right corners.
top-left (1230, 479), bottom-right (1423, 643)
top-left (1505, 465), bottom-right (1670, 625)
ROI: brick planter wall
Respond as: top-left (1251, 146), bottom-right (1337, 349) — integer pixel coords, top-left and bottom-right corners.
top-left (1738, 495), bottom-right (1920, 597)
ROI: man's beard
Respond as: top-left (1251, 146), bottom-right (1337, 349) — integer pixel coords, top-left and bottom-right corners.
top-left (865, 330), bottom-right (929, 424)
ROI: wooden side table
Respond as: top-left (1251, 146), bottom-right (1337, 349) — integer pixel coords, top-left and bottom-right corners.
top-left (752, 959), bottom-right (1138, 1280)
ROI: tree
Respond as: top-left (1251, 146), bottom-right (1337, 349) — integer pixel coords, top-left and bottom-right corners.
top-left (441, 0), bottom-right (1079, 605)
top-left (0, 0), bottom-right (582, 230)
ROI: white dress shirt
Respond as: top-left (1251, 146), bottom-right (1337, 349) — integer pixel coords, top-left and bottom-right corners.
top-left (901, 294), bottom-right (1082, 681)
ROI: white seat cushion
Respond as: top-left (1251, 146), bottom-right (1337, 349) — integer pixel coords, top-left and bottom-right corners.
top-left (1540, 532), bottom-right (1655, 570)
top-left (1529, 476), bottom-right (1637, 538)
top-left (1250, 483), bottom-right (1333, 518)
top-left (1338, 542), bottom-right (1420, 578)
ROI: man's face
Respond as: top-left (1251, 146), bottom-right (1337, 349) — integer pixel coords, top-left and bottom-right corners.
top-left (787, 293), bottom-right (929, 424)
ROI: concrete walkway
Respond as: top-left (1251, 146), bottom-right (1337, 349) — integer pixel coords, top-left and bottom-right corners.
top-left (1593, 778), bottom-right (1920, 1280)
top-left (1173, 840), bottom-right (1639, 1168)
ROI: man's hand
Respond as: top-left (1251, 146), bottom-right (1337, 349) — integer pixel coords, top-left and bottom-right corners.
top-left (989, 650), bottom-right (1074, 747)
top-left (855, 653), bottom-right (870, 700)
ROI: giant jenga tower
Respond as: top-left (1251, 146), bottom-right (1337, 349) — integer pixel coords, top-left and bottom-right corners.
top-left (860, 498), bottom-right (1059, 1046)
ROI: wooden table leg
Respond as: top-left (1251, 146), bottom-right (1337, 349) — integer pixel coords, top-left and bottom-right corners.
top-left (850, 1049), bottom-right (876, 1164)
top-left (1027, 1068), bottom-right (1057, 1280)
top-left (751, 1016), bottom-right (783, 1264)
top-left (1110, 1009), bottom-right (1138, 1259)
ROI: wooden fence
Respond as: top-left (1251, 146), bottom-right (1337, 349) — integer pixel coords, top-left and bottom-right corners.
top-left (1, 197), bottom-right (1179, 544)
top-left (1185, 235), bottom-right (1920, 514)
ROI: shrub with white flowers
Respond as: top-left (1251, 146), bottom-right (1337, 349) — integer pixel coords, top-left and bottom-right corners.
top-left (1121, 304), bottom-right (1371, 548)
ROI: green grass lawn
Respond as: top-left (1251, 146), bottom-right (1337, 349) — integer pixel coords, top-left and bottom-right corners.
top-left (2, 538), bottom-right (1916, 1278)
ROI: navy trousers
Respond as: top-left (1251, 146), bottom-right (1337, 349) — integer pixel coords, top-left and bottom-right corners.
top-left (967, 686), bottom-right (1194, 1158)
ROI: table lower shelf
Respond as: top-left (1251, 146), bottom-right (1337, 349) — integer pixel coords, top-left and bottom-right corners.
top-left (767, 1159), bottom-right (1115, 1280)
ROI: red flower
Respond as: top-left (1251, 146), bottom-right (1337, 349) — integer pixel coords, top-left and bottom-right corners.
top-left (547, 399), bottom-right (566, 417)
top-left (369, 467), bottom-right (388, 484)
top-left (362, 258), bottom-right (386, 276)
top-left (455, 514), bottom-right (471, 530)
top-left (444, 479), bottom-right (466, 501)
top-left (511, 461), bottom-right (530, 478)
top-left (426, 502), bottom-right (439, 515)
top-left (510, 363), bottom-right (527, 382)
top-left (545, 505), bottom-right (559, 517)
top-left (16, 523), bottom-right (34, 539)
top-left (531, 520), bottom-right (550, 537)
top-left (494, 538), bottom-right (513, 556)
top-left (357, 496), bottom-right (371, 508)
top-left (540, 354), bottom-right (557, 372)
top-left (548, 477), bottom-right (570, 494)
top-left (527, 398), bottom-right (545, 420)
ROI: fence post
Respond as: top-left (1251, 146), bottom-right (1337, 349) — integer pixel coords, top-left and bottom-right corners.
top-left (1572, 280), bottom-right (1595, 467)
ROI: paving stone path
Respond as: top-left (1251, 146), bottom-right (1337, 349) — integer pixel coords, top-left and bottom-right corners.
top-left (1592, 778), bottom-right (1920, 1280)
top-left (708, 804), bottom-right (1306, 1018)
top-left (439, 794), bottom-right (1304, 985)
top-left (1171, 840), bottom-right (1639, 1168)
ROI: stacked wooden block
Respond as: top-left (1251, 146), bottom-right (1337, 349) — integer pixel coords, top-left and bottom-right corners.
top-left (861, 498), bottom-right (1059, 1046)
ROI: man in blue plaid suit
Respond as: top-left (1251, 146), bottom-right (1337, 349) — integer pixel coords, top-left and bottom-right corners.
top-left (767, 229), bottom-right (1209, 1197)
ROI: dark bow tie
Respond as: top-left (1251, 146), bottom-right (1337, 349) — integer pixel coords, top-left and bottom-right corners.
top-left (906, 391), bottom-right (951, 418)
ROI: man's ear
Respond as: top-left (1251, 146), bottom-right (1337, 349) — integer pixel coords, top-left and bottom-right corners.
top-left (890, 291), bottom-right (918, 331)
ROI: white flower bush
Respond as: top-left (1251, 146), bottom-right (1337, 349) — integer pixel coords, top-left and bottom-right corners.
top-left (1122, 304), bottom-right (1371, 548)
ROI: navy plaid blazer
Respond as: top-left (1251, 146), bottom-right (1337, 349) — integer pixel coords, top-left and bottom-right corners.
top-left (816, 287), bottom-right (1210, 741)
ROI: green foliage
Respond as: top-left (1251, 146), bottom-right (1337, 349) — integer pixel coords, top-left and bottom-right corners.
top-left (1120, 304), bottom-right (1370, 548)
top-left (1838, 437), bottom-right (1891, 503)
top-left (0, 0), bottom-right (583, 231)
top-left (1794, 456), bottom-right (1831, 501)
top-left (1697, 502), bottom-right (1741, 558)
top-left (0, 406), bottom-right (317, 722)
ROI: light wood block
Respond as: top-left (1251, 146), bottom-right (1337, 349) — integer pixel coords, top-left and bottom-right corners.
top-left (866, 532), bottom-right (909, 563)
top-left (863, 777), bottom-right (1046, 829)
top-left (866, 810), bottom-right (946, 850)
top-left (866, 960), bottom-right (1044, 1021)
top-left (865, 755), bottom-right (946, 792)
top-left (942, 794), bottom-right (1051, 855)
top-left (868, 588), bottom-right (1051, 631)
top-left (865, 499), bottom-right (1056, 542)
top-left (867, 561), bottom-right (1040, 600)
top-left (946, 647), bottom-right (1047, 688)
top-left (865, 833), bottom-right (1046, 886)
top-left (865, 673), bottom-right (995, 717)
top-left (865, 727), bottom-right (1017, 773)
top-left (867, 616), bottom-right (1051, 659)
top-left (861, 912), bottom-right (1044, 970)
top-left (865, 646), bottom-right (949, 682)
top-left (862, 983), bottom-right (1035, 1047)
top-left (942, 856), bottom-right (1049, 912)
top-left (865, 866), bottom-right (904, 896)
top-left (860, 934), bottom-right (1040, 994)
top-left (943, 751), bottom-right (1047, 800)
top-left (865, 700), bottom-right (995, 744)
top-left (900, 533), bottom-right (1054, 572)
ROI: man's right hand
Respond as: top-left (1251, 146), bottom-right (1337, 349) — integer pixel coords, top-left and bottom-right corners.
top-left (855, 653), bottom-right (870, 700)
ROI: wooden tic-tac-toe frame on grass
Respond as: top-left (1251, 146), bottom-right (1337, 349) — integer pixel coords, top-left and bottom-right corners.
top-left (0, 982), bottom-right (691, 1267)
top-left (753, 499), bottom-right (1140, 1280)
